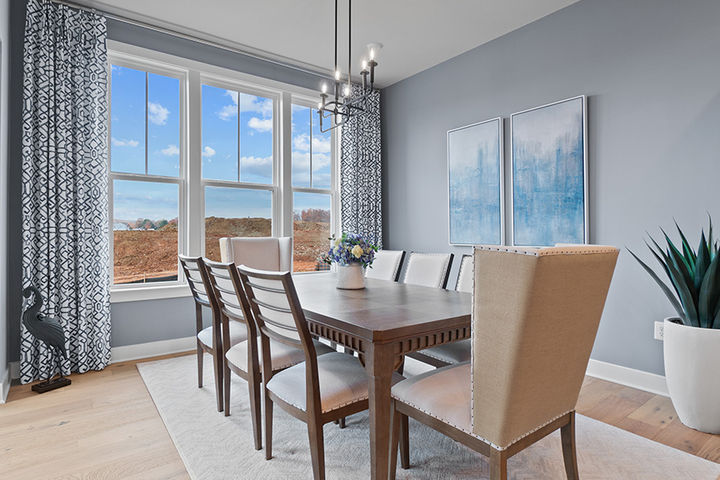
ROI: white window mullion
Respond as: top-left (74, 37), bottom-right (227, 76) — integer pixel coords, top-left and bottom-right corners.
top-left (280, 92), bottom-right (293, 238)
top-left (187, 70), bottom-right (203, 257)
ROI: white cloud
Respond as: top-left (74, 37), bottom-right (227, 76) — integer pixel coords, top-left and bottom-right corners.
top-left (217, 90), bottom-right (273, 121)
top-left (161, 144), bottom-right (179, 156)
top-left (248, 117), bottom-right (273, 133)
top-left (148, 102), bottom-right (169, 125)
top-left (111, 137), bottom-right (139, 147)
top-left (202, 146), bottom-right (216, 158)
top-left (292, 134), bottom-right (331, 154)
top-left (218, 104), bottom-right (237, 121)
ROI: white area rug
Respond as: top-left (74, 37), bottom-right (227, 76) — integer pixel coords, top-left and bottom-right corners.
top-left (137, 354), bottom-right (720, 479)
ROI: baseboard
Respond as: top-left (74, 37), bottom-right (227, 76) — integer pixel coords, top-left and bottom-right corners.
top-left (586, 359), bottom-right (668, 397)
top-left (110, 336), bottom-right (196, 364)
top-left (1, 367), bottom-right (10, 404)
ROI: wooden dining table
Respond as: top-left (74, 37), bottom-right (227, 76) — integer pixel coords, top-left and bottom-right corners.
top-left (292, 272), bottom-right (472, 479)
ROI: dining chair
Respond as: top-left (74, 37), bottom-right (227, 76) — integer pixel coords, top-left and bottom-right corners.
top-left (219, 236), bottom-right (293, 271)
top-left (365, 249), bottom-right (406, 281)
top-left (203, 260), bottom-right (334, 450)
top-left (410, 253), bottom-right (473, 367)
top-left (236, 265), bottom-right (406, 480)
top-left (179, 255), bottom-right (248, 412)
top-left (402, 252), bottom-right (454, 288)
top-left (389, 245), bottom-right (619, 480)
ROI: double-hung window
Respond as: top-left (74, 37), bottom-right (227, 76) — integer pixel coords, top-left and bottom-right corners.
top-left (291, 102), bottom-right (335, 272)
top-left (109, 61), bottom-right (186, 286)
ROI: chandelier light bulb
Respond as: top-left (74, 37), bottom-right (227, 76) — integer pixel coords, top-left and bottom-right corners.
top-left (361, 59), bottom-right (368, 71)
top-left (343, 85), bottom-right (351, 97)
top-left (321, 83), bottom-right (328, 94)
top-left (335, 70), bottom-right (341, 81)
top-left (369, 48), bottom-right (375, 61)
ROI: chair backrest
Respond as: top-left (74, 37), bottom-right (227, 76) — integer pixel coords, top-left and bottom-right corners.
top-left (366, 250), bottom-right (406, 281)
top-left (455, 254), bottom-right (473, 293)
top-left (204, 260), bottom-right (256, 355)
top-left (471, 245), bottom-right (618, 449)
top-left (179, 255), bottom-right (212, 308)
top-left (237, 265), bottom-right (324, 414)
top-left (219, 237), bottom-right (293, 271)
top-left (403, 252), bottom-right (454, 289)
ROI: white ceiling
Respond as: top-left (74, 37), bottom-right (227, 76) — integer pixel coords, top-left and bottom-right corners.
top-left (79, 0), bottom-right (579, 87)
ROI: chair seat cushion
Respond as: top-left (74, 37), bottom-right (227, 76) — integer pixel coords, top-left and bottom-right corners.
top-left (197, 320), bottom-right (247, 349)
top-left (267, 352), bottom-right (403, 413)
top-left (419, 339), bottom-right (471, 365)
top-left (392, 362), bottom-right (472, 435)
top-left (226, 337), bottom-right (334, 373)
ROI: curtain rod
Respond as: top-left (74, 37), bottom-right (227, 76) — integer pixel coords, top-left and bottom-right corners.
top-left (47, 0), bottom-right (329, 80)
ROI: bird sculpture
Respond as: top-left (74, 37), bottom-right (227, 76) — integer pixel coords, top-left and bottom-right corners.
top-left (21, 285), bottom-right (71, 392)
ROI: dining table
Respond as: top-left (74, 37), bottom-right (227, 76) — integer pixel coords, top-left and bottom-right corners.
top-left (292, 272), bottom-right (472, 480)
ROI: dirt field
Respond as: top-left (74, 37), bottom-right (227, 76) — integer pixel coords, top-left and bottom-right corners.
top-left (113, 217), bottom-right (330, 284)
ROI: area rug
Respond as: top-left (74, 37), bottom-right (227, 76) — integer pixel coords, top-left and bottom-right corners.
top-left (137, 354), bottom-right (720, 479)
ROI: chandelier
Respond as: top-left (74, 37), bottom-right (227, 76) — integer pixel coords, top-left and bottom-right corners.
top-left (317, 0), bottom-right (381, 133)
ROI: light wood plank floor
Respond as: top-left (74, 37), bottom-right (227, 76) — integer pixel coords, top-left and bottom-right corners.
top-left (1, 353), bottom-right (718, 479)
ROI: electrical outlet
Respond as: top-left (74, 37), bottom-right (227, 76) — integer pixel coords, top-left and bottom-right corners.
top-left (654, 321), bottom-right (664, 341)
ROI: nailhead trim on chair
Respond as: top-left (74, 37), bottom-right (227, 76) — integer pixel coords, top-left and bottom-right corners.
top-left (475, 245), bottom-right (618, 257)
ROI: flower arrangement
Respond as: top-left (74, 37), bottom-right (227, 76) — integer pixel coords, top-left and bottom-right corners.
top-left (319, 233), bottom-right (378, 268)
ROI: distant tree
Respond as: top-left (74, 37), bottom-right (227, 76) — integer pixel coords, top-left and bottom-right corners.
top-left (300, 208), bottom-right (330, 223)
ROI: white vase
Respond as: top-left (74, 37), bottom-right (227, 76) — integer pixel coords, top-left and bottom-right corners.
top-left (664, 317), bottom-right (720, 433)
top-left (336, 264), bottom-right (365, 290)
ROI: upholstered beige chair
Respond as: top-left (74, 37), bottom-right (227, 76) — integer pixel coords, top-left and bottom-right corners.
top-left (219, 236), bottom-right (292, 271)
top-left (179, 255), bottom-right (248, 412)
top-left (411, 254), bottom-right (473, 367)
top-left (203, 260), bottom-right (333, 450)
top-left (236, 265), bottom-right (406, 480)
top-left (390, 245), bottom-right (619, 480)
top-left (365, 249), bottom-right (406, 281)
top-left (402, 252), bottom-right (454, 288)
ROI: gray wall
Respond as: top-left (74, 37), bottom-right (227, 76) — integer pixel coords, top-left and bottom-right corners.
top-left (382, 0), bottom-right (720, 376)
top-left (5, 2), bottom-right (326, 362)
top-left (0, 0), bottom-right (9, 385)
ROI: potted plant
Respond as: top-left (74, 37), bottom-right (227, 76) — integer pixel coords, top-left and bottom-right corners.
top-left (319, 233), bottom-right (378, 290)
top-left (630, 218), bottom-right (720, 433)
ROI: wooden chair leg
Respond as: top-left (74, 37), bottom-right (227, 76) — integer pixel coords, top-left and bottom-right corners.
top-left (561, 412), bottom-right (580, 480)
top-left (399, 413), bottom-right (409, 469)
top-left (196, 344), bottom-right (203, 388)
top-left (388, 402), bottom-right (401, 479)
top-left (307, 420), bottom-right (326, 480)
top-left (248, 375), bottom-right (262, 450)
top-left (264, 392), bottom-right (274, 460)
top-left (338, 417), bottom-right (346, 429)
top-left (223, 362), bottom-right (231, 417)
top-left (489, 448), bottom-right (507, 480)
top-left (212, 350), bottom-right (223, 413)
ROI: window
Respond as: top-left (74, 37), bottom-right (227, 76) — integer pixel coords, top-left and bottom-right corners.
top-left (201, 83), bottom-right (276, 261)
top-left (110, 63), bottom-right (184, 285)
top-left (291, 104), bottom-right (334, 272)
top-left (108, 47), bottom-right (338, 298)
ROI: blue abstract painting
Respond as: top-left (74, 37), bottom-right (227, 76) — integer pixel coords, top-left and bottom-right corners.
top-left (511, 96), bottom-right (586, 246)
top-left (448, 118), bottom-right (503, 245)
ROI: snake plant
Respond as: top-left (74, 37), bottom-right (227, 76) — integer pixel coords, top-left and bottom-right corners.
top-left (629, 218), bottom-right (720, 329)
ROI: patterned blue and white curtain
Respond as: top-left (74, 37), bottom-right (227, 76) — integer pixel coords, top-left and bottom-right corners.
top-left (20, 0), bottom-right (110, 383)
top-left (340, 85), bottom-right (382, 247)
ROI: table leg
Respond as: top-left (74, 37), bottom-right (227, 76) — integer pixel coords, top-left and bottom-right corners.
top-left (365, 342), bottom-right (395, 480)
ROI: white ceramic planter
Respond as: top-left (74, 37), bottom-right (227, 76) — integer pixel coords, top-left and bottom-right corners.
top-left (336, 264), bottom-right (365, 289)
top-left (664, 317), bottom-right (720, 434)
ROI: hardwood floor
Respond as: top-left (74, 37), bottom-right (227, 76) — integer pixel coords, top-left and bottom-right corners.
top-left (1, 355), bottom-right (718, 479)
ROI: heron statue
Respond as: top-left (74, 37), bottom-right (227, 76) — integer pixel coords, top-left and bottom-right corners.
top-left (22, 285), bottom-right (71, 393)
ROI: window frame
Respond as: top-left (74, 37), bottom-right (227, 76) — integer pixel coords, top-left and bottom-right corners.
top-left (107, 42), bottom-right (340, 302)
top-left (108, 54), bottom-right (188, 292)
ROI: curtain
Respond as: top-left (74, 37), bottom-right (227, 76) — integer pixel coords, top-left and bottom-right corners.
top-left (20, 0), bottom-right (110, 383)
top-left (340, 85), bottom-right (382, 247)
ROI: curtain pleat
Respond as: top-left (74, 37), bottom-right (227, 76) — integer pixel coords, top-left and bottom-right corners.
top-left (20, 0), bottom-right (110, 383)
top-left (340, 86), bottom-right (382, 247)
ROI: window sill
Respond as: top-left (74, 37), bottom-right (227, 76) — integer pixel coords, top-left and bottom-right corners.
top-left (110, 284), bottom-right (191, 304)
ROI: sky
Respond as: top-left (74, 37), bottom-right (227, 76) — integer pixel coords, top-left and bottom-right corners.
top-left (110, 65), bottom-right (332, 224)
